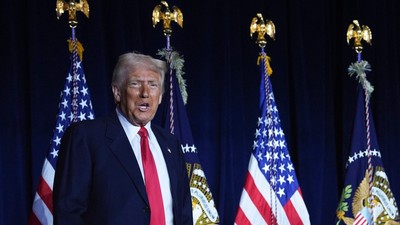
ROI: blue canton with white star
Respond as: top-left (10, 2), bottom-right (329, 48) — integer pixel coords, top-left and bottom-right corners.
top-left (47, 52), bottom-right (95, 169)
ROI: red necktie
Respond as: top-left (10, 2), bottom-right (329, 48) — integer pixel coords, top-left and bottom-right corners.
top-left (138, 126), bottom-right (166, 225)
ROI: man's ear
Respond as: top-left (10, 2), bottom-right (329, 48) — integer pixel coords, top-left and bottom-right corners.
top-left (112, 85), bottom-right (121, 103)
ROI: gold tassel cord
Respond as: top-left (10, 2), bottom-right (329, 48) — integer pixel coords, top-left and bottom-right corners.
top-left (257, 54), bottom-right (273, 76)
top-left (67, 39), bottom-right (84, 61)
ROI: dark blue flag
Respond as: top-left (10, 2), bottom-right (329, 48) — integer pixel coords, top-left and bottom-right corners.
top-left (157, 49), bottom-right (220, 224)
top-left (336, 61), bottom-right (399, 225)
top-left (29, 39), bottom-right (95, 225)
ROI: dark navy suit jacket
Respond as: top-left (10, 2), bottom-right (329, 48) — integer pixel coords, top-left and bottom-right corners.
top-left (53, 113), bottom-right (193, 225)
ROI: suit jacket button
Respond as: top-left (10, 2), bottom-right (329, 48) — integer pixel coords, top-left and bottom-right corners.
top-left (143, 206), bottom-right (149, 212)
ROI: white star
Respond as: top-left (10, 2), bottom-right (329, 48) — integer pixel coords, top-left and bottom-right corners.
top-left (262, 129), bottom-right (267, 137)
top-left (259, 140), bottom-right (265, 149)
top-left (184, 143), bottom-right (190, 153)
top-left (56, 124), bottom-right (64, 133)
top-left (87, 112), bottom-right (94, 120)
top-left (280, 152), bottom-right (286, 160)
top-left (287, 163), bottom-right (294, 172)
top-left (353, 151), bottom-right (358, 160)
top-left (268, 129), bottom-right (274, 137)
top-left (81, 87), bottom-right (89, 96)
top-left (191, 145), bottom-right (197, 153)
top-left (287, 175), bottom-right (294, 184)
top-left (66, 73), bottom-right (73, 82)
top-left (78, 112), bottom-right (86, 120)
top-left (257, 152), bottom-right (263, 161)
top-left (54, 136), bottom-right (62, 146)
top-left (267, 140), bottom-right (273, 148)
top-left (277, 128), bottom-right (284, 137)
top-left (262, 163), bottom-right (270, 174)
top-left (265, 151), bottom-right (272, 161)
top-left (257, 117), bottom-right (263, 126)
top-left (265, 117), bottom-right (272, 126)
top-left (267, 105), bottom-right (273, 113)
top-left (255, 128), bottom-right (261, 138)
top-left (79, 99), bottom-right (88, 109)
top-left (76, 61), bottom-right (82, 69)
top-left (270, 176), bottom-right (277, 185)
top-left (273, 139), bottom-right (279, 149)
top-left (279, 164), bottom-right (286, 173)
top-left (253, 140), bottom-right (258, 150)
top-left (269, 93), bottom-right (274, 100)
top-left (279, 140), bottom-right (286, 149)
top-left (273, 152), bottom-right (279, 160)
top-left (358, 150), bottom-right (364, 158)
top-left (68, 112), bottom-right (75, 121)
top-left (61, 99), bottom-right (68, 108)
top-left (59, 111), bottom-right (66, 121)
top-left (278, 175), bottom-right (286, 185)
top-left (64, 86), bottom-right (71, 96)
top-left (50, 148), bottom-right (59, 158)
top-left (277, 187), bottom-right (285, 197)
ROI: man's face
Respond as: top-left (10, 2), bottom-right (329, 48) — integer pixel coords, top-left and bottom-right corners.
top-left (113, 68), bottom-right (162, 126)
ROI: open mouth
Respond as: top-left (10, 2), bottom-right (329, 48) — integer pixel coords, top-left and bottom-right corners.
top-left (138, 103), bottom-right (150, 111)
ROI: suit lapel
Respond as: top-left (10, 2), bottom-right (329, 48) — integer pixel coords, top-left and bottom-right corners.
top-left (152, 126), bottom-right (179, 208)
top-left (106, 114), bottom-right (149, 205)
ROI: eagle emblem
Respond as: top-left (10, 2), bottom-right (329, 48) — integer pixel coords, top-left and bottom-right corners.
top-left (250, 13), bottom-right (275, 48)
top-left (152, 1), bottom-right (183, 36)
top-left (346, 20), bottom-right (372, 53)
top-left (56, 0), bottom-right (89, 27)
top-left (337, 167), bottom-right (400, 225)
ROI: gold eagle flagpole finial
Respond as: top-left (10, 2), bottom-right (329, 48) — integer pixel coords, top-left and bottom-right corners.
top-left (251, 13), bottom-right (275, 75)
top-left (56, 0), bottom-right (89, 28)
top-left (152, 1), bottom-right (183, 37)
top-left (346, 20), bottom-right (372, 54)
top-left (250, 13), bottom-right (275, 49)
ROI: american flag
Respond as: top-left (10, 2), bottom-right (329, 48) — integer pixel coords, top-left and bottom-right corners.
top-left (235, 52), bottom-right (310, 225)
top-left (158, 49), bottom-right (220, 224)
top-left (336, 61), bottom-right (399, 225)
top-left (29, 39), bottom-right (95, 225)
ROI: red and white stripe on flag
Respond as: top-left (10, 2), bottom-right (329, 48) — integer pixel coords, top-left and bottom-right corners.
top-left (29, 158), bottom-right (54, 225)
top-left (235, 154), bottom-right (310, 225)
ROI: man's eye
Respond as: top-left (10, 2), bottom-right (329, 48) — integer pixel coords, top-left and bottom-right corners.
top-left (147, 82), bottom-right (159, 89)
top-left (129, 81), bottom-right (141, 87)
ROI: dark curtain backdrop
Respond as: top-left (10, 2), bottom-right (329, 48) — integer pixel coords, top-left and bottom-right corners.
top-left (1, 0), bottom-right (400, 224)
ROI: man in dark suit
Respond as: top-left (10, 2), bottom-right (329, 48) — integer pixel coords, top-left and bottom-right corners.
top-left (53, 52), bottom-right (193, 225)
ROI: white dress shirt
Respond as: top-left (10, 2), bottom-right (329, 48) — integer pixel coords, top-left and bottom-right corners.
top-left (116, 109), bottom-right (173, 225)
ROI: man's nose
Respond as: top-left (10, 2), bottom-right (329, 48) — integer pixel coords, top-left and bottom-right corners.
top-left (140, 84), bottom-right (149, 97)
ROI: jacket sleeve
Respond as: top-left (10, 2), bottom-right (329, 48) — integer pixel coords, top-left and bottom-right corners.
top-left (53, 123), bottom-right (92, 225)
